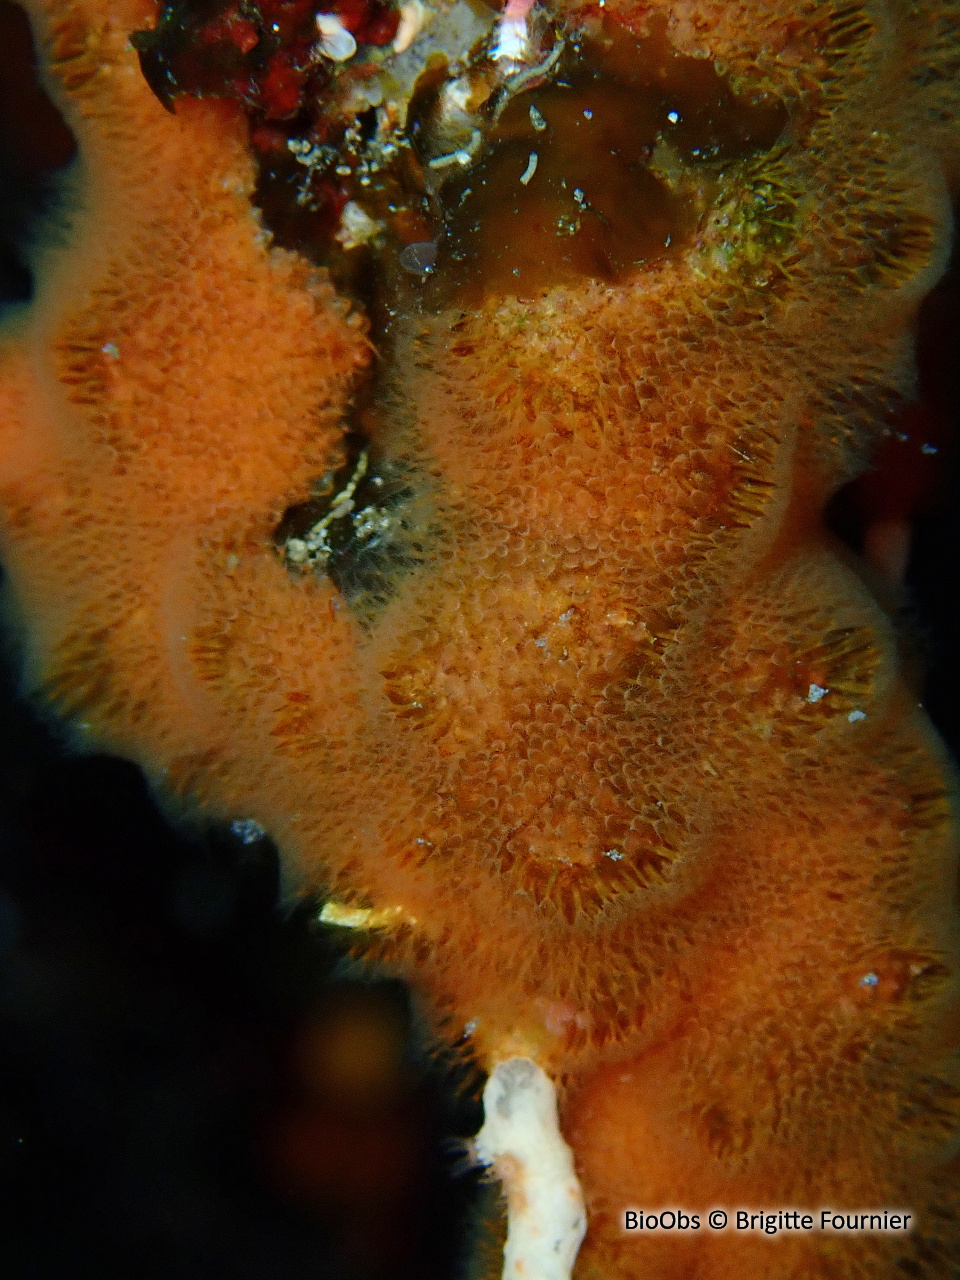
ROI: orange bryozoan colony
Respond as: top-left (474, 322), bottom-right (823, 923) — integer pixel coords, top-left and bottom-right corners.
top-left (1, 0), bottom-right (960, 1272)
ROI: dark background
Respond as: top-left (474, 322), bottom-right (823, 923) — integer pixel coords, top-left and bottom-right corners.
top-left (0, 2), bottom-right (957, 1277)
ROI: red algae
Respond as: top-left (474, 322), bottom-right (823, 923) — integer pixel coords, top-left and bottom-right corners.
top-left (1, 0), bottom-right (960, 1274)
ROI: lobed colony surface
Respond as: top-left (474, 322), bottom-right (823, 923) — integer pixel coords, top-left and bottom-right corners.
top-left (1, 0), bottom-right (960, 1274)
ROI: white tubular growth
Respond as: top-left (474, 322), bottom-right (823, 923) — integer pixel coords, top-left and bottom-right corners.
top-left (475, 1058), bottom-right (587, 1280)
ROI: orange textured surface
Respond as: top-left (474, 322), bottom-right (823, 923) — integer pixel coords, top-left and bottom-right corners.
top-left (1, 0), bottom-right (959, 1275)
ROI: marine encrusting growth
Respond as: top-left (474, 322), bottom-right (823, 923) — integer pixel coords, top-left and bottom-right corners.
top-left (0, 0), bottom-right (959, 1274)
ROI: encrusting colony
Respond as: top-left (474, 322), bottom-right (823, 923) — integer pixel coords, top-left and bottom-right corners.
top-left (1, 0), bottom-right (959, 1273)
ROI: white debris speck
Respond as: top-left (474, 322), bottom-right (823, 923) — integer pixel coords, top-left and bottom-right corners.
top-left (667, 110), bottom-right (680, 123)
top-left (315, 12), bottom-right (357, 60)
top-left (807, 683), bottom-right (829, 703)
top-left (474, 1059), bottom-right (587, 1280)
top-left (393, 0), bottom-right (426, 52)
top-left (848, 709), bottom-right (867, 723)
top-left (859, 971), bottom-right (879, 988)
top-left (529, 104), bottom-right (547, 131)
top-left (921, 442), bottom-right (939, 455)
top-left (519, 152), bottom-right (538, 185)
top-left (603, 849), bottom-right (623, 861)
top-left (429, 149), bottom-right (473, 169)
top-left (328, 495), bottom-right (355, 520)
top-left (464, 1018), bottom-right (478, 1036)
top-left (335, 201), bottom-right (381, 249)
top-left (231, 818), bottom-right (266, 844)
top-left (288, 138), bottom-right (330, 168)
top-left (352, 505), bottom-right (392, 541)
top-left (283, 451), bottom-right (370, 569)
top-left (101, 342), bottom-right (120, 359)
top-left (582, 108), bottom-right (592, 118)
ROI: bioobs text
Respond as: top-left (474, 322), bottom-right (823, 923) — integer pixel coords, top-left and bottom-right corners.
top-left (624, 1209), bottom-right (914, 1235)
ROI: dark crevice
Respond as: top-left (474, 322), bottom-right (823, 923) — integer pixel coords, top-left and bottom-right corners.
top-left (132, 1), bottom-right (789, 310)
top-left (273, 426), bottom-right (427, 612)
top-left (825, 200), bottom-right (960, 756)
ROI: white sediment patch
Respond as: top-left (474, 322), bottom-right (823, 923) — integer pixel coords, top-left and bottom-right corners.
top-left (475, 1058), bottom-right (587, 1280)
